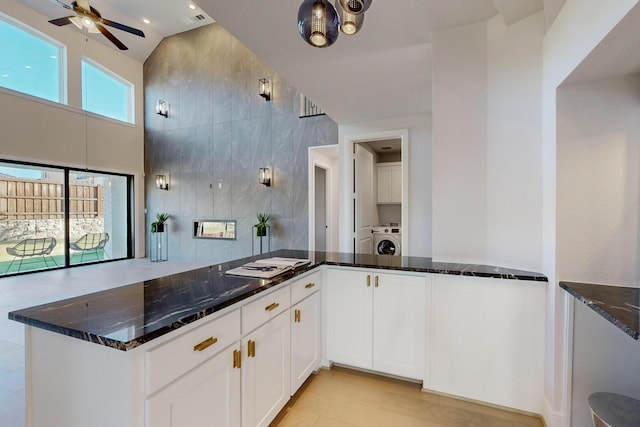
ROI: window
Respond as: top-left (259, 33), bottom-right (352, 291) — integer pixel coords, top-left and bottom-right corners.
top-left (82, 57), bottom-right (133, 123)
top-left (0, 161), bottom-right (133, 276)
top-left (0, 13), bottom-right (65, 103)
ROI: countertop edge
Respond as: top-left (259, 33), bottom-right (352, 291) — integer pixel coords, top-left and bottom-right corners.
top-left (9, 255), bottom-right (548, 351)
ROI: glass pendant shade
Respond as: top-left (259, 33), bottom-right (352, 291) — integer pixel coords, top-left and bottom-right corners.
top-left (335, 0), bottom-right (364, 35)
top-left (298, 0), bottom-right (339, 48)
top-left (338, 0), bottom-right (372, 15)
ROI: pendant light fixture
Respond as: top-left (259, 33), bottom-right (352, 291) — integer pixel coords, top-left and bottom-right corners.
top-left (338, 0), bottom-right (372, 15)
top-left (334, 0), bottom-right (364, 35)
top-left (298, 0), bottom-right (339, 48)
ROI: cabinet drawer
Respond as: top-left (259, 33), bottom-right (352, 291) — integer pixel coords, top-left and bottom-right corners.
top-left (291, 270), bottom-right (321, 305)
top-left (146, 309), bottom-right (241, 395)
top-left (242, 285), bottom-right (290, 334)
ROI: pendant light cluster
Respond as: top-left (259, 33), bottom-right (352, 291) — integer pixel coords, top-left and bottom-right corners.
top-left (297, 0), bottom-right (372, 48)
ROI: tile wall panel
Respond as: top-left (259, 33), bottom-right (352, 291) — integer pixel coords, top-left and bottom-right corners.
top-left (144, 23), bottom-right (337, 264)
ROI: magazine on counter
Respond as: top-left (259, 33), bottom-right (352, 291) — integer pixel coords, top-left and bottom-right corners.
top-left (225, 257), bottom-right (310, 279)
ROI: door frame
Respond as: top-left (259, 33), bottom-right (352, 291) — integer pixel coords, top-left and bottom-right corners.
top-left (308, 145), bottom-right (338, 253)
top-left (340, 129), bottom-right (409, 255)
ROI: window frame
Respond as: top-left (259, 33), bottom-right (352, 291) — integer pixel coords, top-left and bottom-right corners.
top-left (0, 12), bottom-right (67, 104)
top-left (81, 55), bottom-right (135, 124)
top-left (0, 158), bottom-right (134, 278)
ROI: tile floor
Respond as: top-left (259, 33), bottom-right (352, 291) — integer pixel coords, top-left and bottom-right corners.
top-left (0, 259), bottom-right (208, 427)
top-left (273, 367), bottom-right (544, 427)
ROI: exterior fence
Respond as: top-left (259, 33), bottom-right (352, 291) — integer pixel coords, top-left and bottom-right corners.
top-left (0, 178), bottom-right (103, 220)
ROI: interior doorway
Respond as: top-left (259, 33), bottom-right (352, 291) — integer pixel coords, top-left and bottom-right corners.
top-left (308, 145), bottom-right (339, 252)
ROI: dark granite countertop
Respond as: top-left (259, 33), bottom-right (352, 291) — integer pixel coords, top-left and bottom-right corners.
top-left (560, 281), bottom-right (640, 340)
top-left (9, 249), bottom-right (547, 351)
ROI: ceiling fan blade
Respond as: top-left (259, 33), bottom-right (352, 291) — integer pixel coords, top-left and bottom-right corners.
top-left (98, 18), bottom-right (145, 38)
top-left (48, 16), bottom-right (74, 26)
top-left (76, 0), bottom-right (90, 11)
top-left (95, 23), bottom-right (128, 50)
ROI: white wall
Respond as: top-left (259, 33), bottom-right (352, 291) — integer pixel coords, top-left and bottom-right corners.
top-left (338, 114), bottom-right (432, 257)
top-left (0, 1), bottom-right (145, 257)
top-left (557, 74), bottom-right (640, 427)
top-left (542, 2), bottom-right (638, 425)
top-left (432, 13), bottom-right (545, 273)
top-left (432, 21), bottom-right (488, 265)
top-left (486, 13), bottom-right (544, 272)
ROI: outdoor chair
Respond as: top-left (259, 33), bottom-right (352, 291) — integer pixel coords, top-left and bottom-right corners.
top-left (4, 237), bottom-right (58, 273)
top-left (70, 232), bottom-right (110, 262)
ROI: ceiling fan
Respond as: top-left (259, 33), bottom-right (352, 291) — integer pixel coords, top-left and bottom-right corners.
top-left (48, 0), bottom-right (145, 50)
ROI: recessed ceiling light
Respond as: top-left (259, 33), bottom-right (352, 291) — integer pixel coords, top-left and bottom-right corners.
top-left (189, 4), bottom-right (196, 10)
top-left (50, 55), bottom-right (57, 59)
top-left (143, 18), bottom-right (150, 24)
top-left (1, 74), bottom-right (8, 78)
top-left (24, 65), bottom-right (32, 69)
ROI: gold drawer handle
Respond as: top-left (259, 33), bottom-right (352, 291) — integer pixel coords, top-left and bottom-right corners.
top-left (367, 275), bottom-right (371, 287)
top-left (375, 276), bottom-right (379, 288)
top-left (305, 282), bottom-right (315, 289)
top-left (248, 339), bottom-right (256, 357)
top-left (193, 337), bottom-right (218, 352)
top-left (233, 349), bottom-right (241, 368)
top-left (294, 309), bottom-right (301, 323)
top-left (265, 302), bottom-right (280, 312)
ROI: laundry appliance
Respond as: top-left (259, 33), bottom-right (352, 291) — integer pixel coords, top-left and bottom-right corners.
top-left (372, 225), bottom-right (401, 256)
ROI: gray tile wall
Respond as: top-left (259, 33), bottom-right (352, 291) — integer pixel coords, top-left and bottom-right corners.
top-left (143, 23), bottom-right (338, 263)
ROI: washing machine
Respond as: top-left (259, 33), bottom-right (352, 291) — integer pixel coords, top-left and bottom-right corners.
top-left (372, 226), bottom-right (401, 256)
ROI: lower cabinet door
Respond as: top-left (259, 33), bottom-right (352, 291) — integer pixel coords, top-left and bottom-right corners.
top-left (146, 343), bottom-right (241, 427)
top-left (242, 310), bottom-right (291, 427)
top-left (291, 291), bottom-right (321, 394)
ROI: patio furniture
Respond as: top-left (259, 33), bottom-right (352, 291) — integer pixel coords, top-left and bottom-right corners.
top-left (70, 232), bottom-right (110, 262)
top-left (5, 237), bottom-right (58, 273)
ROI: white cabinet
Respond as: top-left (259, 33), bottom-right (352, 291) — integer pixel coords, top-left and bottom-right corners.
top-left (242, 310), bottom-right (291, 427)
top-left (326, 268), bottom-right (426, 380)
top-left (377, 162), bottom-right (402, 204)
top-left (429, 275), bottom-right (545, 414)
top-left (146, 343), bottom-right (241, 427)
top-left (291, 291), bottom-right (321, 394)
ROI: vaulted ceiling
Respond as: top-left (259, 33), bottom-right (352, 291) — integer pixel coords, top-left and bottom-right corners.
top-left (17, 0), bottom-right (568, 124)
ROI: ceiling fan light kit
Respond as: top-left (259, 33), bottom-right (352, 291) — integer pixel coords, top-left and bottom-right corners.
top-left (298, 0), bottom-right (370, 48)
top-left (49, 0), bottom-right (145, 50)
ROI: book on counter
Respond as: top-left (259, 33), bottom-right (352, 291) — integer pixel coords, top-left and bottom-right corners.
top-left (225, 257), bottom-right (311, 279)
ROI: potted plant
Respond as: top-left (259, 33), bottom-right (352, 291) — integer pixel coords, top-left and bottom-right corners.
top-left (151, 213), bottom-right (170, 233)
top-left (255, 213), bottom-right (269, 237)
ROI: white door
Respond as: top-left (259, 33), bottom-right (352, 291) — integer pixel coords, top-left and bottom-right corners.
top-left (146, 344), bottom-right (241, 427)
top-left (354, 144), bottom-right (374, 254)
top-left (290, 291), bottom-right (321, 394)
top-left (326, 268), bottom-right (373, 369)
top-left (372, 273), bottom-right (426, 379)
top-left (242, 311), bottom-right (291, 427)
top-left (314, 166), bottom-right (327, 251)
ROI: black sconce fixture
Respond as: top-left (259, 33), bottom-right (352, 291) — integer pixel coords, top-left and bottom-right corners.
top-left (259, 167), bottom-right (271, 186)
top-left (259, 78), bottom-right (271, 101)
top-left (156, 174), bottom-right (169, 190)
top-left (156, 100), bottom-right (168, 117)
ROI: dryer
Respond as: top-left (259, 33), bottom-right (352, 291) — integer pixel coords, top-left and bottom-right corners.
top-left (372, 226), bottom-right (401, 256)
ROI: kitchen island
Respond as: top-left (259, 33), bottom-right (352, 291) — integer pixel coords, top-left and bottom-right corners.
top-left (9, 250), bottom-right (547, 427)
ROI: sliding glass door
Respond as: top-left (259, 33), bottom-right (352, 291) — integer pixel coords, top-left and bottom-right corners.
top-left (0, 161), bottom-right (132, 276)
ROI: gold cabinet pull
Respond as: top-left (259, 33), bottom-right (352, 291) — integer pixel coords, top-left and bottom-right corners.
top-left (193, 337), bottom-right (218, 352)
top-left (294, 309), bottom-right (301, 323)
top-left (367, 275), bottom-right (371, 287)
top-left (248, 340), bottom-right (256, 357)
top-left (233, 349), bottom-right (241, 368)
top-left (265, 302), bottom-right (280, 312)
top-left (305, 282), bottom-right (315, 289)
top-left (375, 276), bottom-right (379, 288)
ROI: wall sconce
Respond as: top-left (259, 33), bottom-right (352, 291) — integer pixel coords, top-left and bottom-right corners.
top-left (259, 78), bottom-right (271, 101)
top-left (258, 167), bottom-right (271, 187)
top-left (156, 174), bottom-right (169, 190)
top-left (156, 100), bottom-right (168, 117)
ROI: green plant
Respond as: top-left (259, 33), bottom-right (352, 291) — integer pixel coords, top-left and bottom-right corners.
top-left (151, 213), bottom-right (170, 233)
top-left (255, 213), bottom-right (269, 237)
